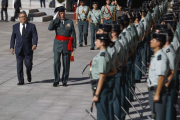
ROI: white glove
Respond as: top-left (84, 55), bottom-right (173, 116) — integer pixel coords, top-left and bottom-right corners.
top-left (53, 12), bottom-right (59, 20)
top-left (73, 48), bottom-right (76, 51)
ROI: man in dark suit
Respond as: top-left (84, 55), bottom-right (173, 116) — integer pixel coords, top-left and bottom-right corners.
top-left (1, 0), bottom-right (8, 21)
top-left (14, 0), bottom-right (21, 19)
top-left (10, 11), bottom-right (38, 85)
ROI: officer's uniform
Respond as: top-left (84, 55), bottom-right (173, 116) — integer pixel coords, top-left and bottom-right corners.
top-left (76, 3), bottom-right (89, 46)
top-left (147, 34), bottom-right (169, 120)
top-left (140, 15), bottom-right (149, 73)
top-left (162, 44), bottom-right (176, 120)
top-left (101, 4), bottom-right (118, 24)
top-left (48, 7), bottom-right (76, 86)
top-left (87, 5), bottom-right (102, 49)
top-left (134, 17), bottom-right (144, 82)
top-left (91, 34), bottom-right (114, 120)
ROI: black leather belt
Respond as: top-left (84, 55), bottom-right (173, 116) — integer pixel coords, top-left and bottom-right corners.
top-left (79, 19), bottom-right (86, 21)
top-left (148, 86), bottom-right (157, 91)
top-left (91, 23), bottom-right (99, 25)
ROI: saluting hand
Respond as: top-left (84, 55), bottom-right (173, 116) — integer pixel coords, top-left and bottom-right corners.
top-left (10, 49), bottom-right (14, 55)
top-left (32, 45), bottom-right (37, 50)
top-left (153, 94), bottom-right (160, 102)
top-left (92, 96), bottom-right (99, 102)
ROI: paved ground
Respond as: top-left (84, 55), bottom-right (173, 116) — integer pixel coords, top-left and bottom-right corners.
top-left (0, 19), bottom-right (179, 120)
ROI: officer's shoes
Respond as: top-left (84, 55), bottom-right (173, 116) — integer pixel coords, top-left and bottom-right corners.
top-left (135, 80), bottom-right (141, 83)
top-left (27, 75), bottom-right (32, 82)
top-left (17, 82), bottom-right (24, 85)
top-left (90, 48), bottom-right (94, 50)
top-left (63, 83), bottom-right (67, 87)
top-left (85, 41), bottom-right (87, 45)
top-left (53, 82), bottom-right (59, 87)
top-left (79, 44), bottom-right (83, 47)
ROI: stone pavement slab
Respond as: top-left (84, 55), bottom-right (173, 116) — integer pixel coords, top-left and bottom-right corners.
top-left (0, 20), bottom-right (179, 120)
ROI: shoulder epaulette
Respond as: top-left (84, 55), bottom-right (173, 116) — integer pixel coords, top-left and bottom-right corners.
top-left (157, 55), bottom-right (162, 61)
top-left (166, 48), bottom-right (170, 53)
top-left (100, 52), bottom-right (105, 57)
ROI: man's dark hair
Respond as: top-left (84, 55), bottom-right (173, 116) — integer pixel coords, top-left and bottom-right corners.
top-left (19, 11), bottom-right (27, 17)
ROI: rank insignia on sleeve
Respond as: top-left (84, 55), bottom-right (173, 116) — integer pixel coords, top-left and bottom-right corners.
top-left (157, 55), bottom-right (162, 61)
top-left (142, 20), bottom-right (144, 22)
top-left (100, 52), bottom-right (105, 57)
top-left (123, 32), bottom-right (126, 36)
top-left (65, 23), bottom-right (71, 28)
top-left (128, 28), bottom-right (131, 31)
top-left (166, 48), bottom-right (170, 53)
top-left (136, 25), bottom-right (138, 27)
top-left (119, 36), bottom-right (121, 39)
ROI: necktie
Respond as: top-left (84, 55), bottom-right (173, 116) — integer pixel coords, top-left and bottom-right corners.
top-left (22, 24), bottom-right (25, 37)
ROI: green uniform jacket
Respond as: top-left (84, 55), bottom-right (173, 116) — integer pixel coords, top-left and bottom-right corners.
top-left (48, 18), bottom-right (76, 53)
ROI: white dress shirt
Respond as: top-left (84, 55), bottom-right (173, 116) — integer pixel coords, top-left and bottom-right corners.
top-left (20, 23), bottom-right (27, 35)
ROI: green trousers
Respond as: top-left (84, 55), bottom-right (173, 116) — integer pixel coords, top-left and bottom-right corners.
top-left (90, 23), bottom-right (99, 48)
top-left (148, 88), bottom-right (167, 120)
top-left (95, 77), bottom-right (115, 120)
top-left (54, 51), bottom-right (70, 83)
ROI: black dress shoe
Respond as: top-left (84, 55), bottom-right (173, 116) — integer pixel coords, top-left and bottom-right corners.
top-left (90, 48), bottom-right (94, 50)
top-left (53, 82), bottom-right (58, 87)
top-left (27, 76), bottom-right (32, 82)
top-left (79, 44), bottom-right (83, 47)
top-left (17, 82), bottom-right (24, 85)
top-left (63, 83), bottom-right (67, 87)
top-left (135, 80), bottom-right (141, 83)
top-left (85, 41), bottom-right (87, 45)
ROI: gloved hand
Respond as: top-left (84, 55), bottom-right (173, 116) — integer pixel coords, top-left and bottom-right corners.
top-left (53, 12), bottom-right (59, 20)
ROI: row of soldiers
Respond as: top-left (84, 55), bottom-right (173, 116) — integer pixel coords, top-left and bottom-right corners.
top-left (88, 0), bottom-right (180, 120)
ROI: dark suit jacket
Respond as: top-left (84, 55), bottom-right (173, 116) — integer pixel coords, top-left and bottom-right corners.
top-left (10, 22), bottom-right (38, 55)
top-left (14, 0), bottom-right (21, 9)
top-left (1, 0), bottom-right (8, 7)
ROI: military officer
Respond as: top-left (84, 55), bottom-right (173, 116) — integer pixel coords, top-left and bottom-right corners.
top-left (134, 12), bottom-right (144, 83)
top-left (148, 33), bottom-right (169, 120)
top-left (91, 34), bottom-right (117, 120)
top-left (48, 6), bottom-right (76, 87)
top-left (101, 0), bottom-right (121, 24)
top-left (140, 8), bottom-right (150, 73)
top-left (160, 29), bottom-right (176, 120)
top-left (87, 2), bottom-right (103, 50)
top-left (111, 24), bottom-right (125, 120)
top-left (76, 0), bottom-right (89, 47)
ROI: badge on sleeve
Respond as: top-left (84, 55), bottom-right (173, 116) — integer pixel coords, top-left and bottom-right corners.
top-left (136, 25), bottom-right (138, 27)
top-left (157, 55), bottom-right (162, 61)
top-left (123, 32), bottom-right (126, 36)
top-left (128, 28), bottom-right (131, 31)
top-left (166, 48), bottom-right (170, 53)
top-left (142, 20), bottom-right (144, 22)
top-left (119, 36), bottom-right (121, 39)
top-left (100, 52), bottom-right (105, 57)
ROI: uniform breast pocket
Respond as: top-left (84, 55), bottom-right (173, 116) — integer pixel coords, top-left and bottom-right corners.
top-left (92, 60), bottom-right (98, 67)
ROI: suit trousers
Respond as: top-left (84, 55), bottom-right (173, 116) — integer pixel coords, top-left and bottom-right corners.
top-left (54, 51), bottom-right (70, 83)
top-left (16, 49), bottom-right (33, 83)
top-left (14, 9), bottom-right (20, 19)
top-left (40, 0), bottom-right (46, 8)
top-left (1, 8), bottom-right (8, 20)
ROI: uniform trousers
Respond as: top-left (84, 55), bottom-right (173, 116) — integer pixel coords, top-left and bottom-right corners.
top-left (54, 51), bottom-right (70, 84)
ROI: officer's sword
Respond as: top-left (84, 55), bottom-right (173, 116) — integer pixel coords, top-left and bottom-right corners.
top-left (85, 109), bottom-right (97, 120)
top-left (141, 61), bottom-right (148, 70)
top-left (134, 84), bottom-right (146, 98)
top-left (114, 115), bottom-right (120, 120)
top-left (129, 88), bottom-right (144, 110)
top-left (125, 96), bottom-right (142, 117)
top-left (82, 64), bottom-right (90, 74)
top-left (121, 106), bottom-right (133, 120)
top-left (130, 87), bottom-right (145, 104)
top-left (135, 63), bottom-right (147, 77)
top-left (174, 104), bottom-right (180, 113)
